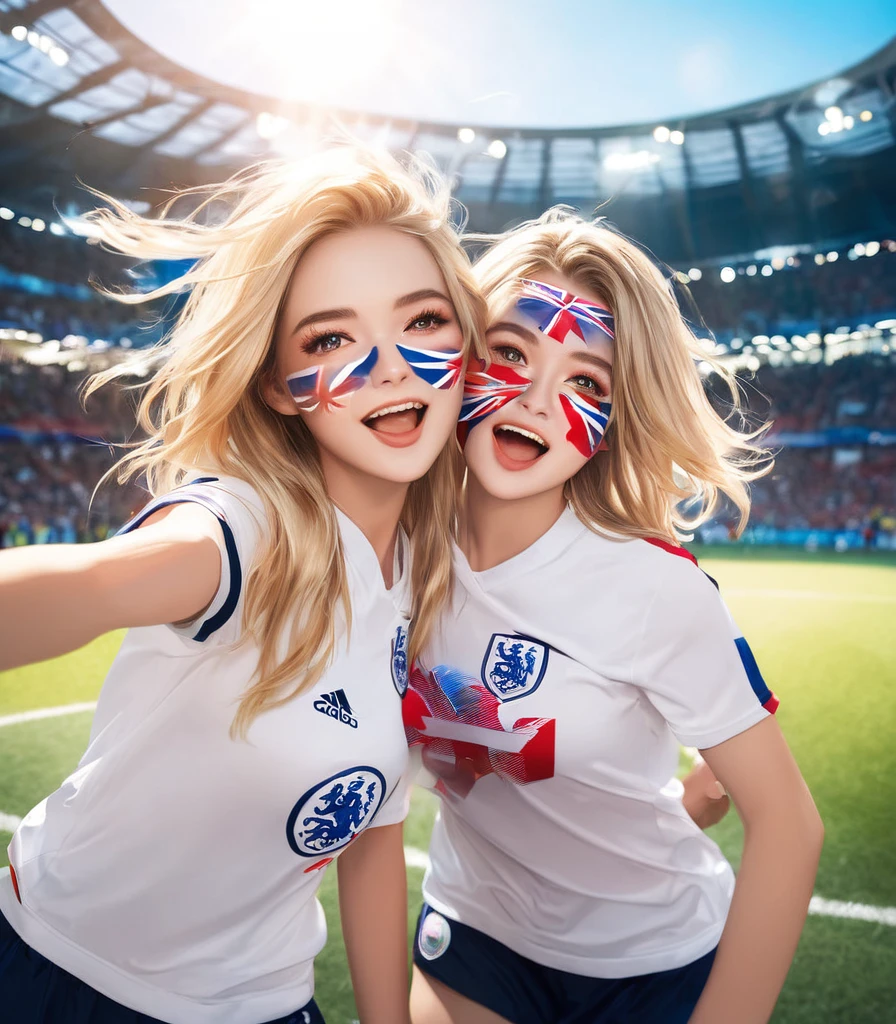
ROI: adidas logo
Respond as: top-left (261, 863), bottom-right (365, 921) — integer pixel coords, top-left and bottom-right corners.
top-left (313, 689), bottom-right (358, 729)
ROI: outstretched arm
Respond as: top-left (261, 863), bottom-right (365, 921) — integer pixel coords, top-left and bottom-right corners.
top-left (0, 503), bottom-right (221, 670)
top-left (689, 716), bottom-right (823, 1024)
top-left (338, 822), bottom-right (412, 1024)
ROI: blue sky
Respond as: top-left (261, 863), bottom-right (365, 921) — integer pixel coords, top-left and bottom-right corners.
top-left (104, 0), bottom-right (896, 127)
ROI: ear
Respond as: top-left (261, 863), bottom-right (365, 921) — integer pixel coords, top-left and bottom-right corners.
top-left (260, 371), bottom-right (300, 417)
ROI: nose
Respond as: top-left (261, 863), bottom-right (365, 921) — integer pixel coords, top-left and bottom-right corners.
top-left (369, 339), bottom-right (411, 388)
top-left (516, 374), bottom-right (554, 419)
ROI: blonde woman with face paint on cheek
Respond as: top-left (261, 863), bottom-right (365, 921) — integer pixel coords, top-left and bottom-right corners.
top-left (406, 212), bottom-right (823, 1024)
top-left (0, 149), bottom-right (487, 1024)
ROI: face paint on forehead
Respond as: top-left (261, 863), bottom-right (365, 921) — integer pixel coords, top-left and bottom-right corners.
top-left (559, 390), bottom-right (611, 458)
top-left (286, 346), bottom-right (379, 413)
top-left (456, 359), bottom-right (531, 447)
top-left (395, 342), bottom-right (463, 391)
top-left (516, 279), bottom-right (615, 345)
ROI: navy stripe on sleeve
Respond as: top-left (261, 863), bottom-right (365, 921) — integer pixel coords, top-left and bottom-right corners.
top-left (116, 484), bottom-right (242, 642)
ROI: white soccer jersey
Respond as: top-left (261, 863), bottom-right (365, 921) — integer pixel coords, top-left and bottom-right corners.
top-left (1, 476), bottom-right (413, 1024)
top-left (406, 506), bottom-right (778, 978)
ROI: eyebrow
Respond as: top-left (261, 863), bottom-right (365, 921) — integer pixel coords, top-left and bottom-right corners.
top-left (292, 289), bottom-right (452, 336)
top-left (488, 320), bottom-right (613, 375)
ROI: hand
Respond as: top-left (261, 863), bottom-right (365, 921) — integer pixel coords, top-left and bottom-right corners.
top-left (682, 758), bottom-right (730, 830)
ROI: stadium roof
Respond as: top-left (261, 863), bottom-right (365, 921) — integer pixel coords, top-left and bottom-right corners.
top-left (1, 0), bottom-right (895, 262)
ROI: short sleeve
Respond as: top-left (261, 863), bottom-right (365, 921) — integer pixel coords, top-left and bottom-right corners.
top-left (633, 558), bottom-right (779, 749)
top-left (368, 760), bottom-right (413, 830)
top-left (117, 476), bottom-right (264, 647)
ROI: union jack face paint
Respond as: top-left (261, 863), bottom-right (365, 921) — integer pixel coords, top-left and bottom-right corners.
top-left (395, 343), bottom-right (463, 391)
top-left (559, 390), bottom-right (611, 458)
top-left (456, 359), bottom-right (531, 447)
top-left (285, 346), bottom-right (379, 413)
top-left (516, 279), bottom-right (615, 345)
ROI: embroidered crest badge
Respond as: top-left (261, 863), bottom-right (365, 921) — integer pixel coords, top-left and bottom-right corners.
top-left (286, 766), bottom-right (386, 857)
top-left (391, 624), bottom-right (410, 698)
top-left (481, 632), bottom-right (549, 702)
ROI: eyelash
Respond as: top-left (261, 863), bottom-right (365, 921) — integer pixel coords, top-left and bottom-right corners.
top-left (301, 309), bottom-right (450, 355)
top-left (492, 344), bottom-right (609, 398)
top-left (406, 309), bottom-right (450, 332)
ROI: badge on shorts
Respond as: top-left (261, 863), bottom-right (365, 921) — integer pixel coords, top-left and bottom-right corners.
top-left (391, 623), bottom-right (410, 698)
top-left (418, 910), bottom-right (452, 961)
top-left (481, 632), bottom-right (549, 702)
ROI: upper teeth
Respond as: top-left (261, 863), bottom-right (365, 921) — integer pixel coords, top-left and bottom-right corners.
top-left (499, 425), bottom-right (547, 448)
top-left (366, 402), bottom-right (424, 420)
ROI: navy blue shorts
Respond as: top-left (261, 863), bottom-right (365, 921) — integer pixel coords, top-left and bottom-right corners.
top-left (0, 908), bottom-right (325, 1024)
top-left (414, 904), bottom-right (715, 1024)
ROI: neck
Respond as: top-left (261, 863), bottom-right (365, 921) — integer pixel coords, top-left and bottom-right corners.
top-left (459, 473), bottom-right (566, 572)
top-left (319, 454), bottom-right (408, 587)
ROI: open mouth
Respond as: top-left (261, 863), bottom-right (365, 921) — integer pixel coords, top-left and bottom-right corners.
top-left (493, 424), bottom-right (549, 467)
top-left (363, 401), bottom-right (427, 439)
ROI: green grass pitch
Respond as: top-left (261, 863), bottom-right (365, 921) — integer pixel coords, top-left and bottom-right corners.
top-left (1, 549), bottom-right (895, 1022)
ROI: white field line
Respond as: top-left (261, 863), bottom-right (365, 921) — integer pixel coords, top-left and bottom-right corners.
top-left (402, 847), bottom-right (896, 927)
top-left (0, 701), bottom-right (97, 729)
top-left (725, 587), bottom-right (896, 604)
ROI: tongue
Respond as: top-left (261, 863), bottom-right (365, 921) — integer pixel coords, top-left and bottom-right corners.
top-left (495, 428), bottom-right (543, 463)
top-left (368, 409), bottom-right (418, 435)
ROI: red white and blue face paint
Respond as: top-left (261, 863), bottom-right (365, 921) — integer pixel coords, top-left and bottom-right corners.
top-left (516, 279), bottom-right (615, 345)
top-left (559, 390), bottom-right (611, 458)
top-left (456, 360), bottom-right (531, 447)
top-left (395, 343), bottom-right (463, 391)
top-left (286, 346), bottom-right (379, 413)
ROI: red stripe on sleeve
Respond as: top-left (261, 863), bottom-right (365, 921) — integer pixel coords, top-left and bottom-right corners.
top-left (9, 863), bottom-right (21, 903)
top-left (644, 537), bottom-right (698, 565)
top-left (763, 692), bottom-right (780, 714)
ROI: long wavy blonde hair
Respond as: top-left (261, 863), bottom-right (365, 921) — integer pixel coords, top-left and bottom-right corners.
top-left (85, 147), bottom-right (486, 736)
top-left (469, 209), bottom-right (770, 543)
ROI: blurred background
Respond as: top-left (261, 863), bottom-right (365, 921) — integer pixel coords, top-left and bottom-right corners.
top-left (0, 1), bottom-right (894, 1021)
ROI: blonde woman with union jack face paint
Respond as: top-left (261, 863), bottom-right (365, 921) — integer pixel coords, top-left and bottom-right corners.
top-left (405, 210), bottom-right (824, 1024)
top-left (0, 148), bottom-right (487, 1024)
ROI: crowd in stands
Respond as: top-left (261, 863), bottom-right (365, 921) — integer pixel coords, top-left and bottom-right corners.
top-left (2, 223), bottom-right (895, 549)
top-left (689, 247), bottom-right (896, 338)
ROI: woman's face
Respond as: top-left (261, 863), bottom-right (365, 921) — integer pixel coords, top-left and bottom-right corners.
top-left (268, 225), bottom-right (465, 485)
top-left (460, 271), bottom-right (614, 502)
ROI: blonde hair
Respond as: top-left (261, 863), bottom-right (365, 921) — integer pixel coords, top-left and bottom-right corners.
top-left (85, 147), bottom-right (486, 736)
top-left (469, 209), bottom-right (770, 543)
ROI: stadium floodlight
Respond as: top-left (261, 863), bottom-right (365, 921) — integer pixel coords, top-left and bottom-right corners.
top-left (652, 126), bottom-right (670, 143)
top-left (17, 215), bottom-right (32, 227)
top-left (49, 46), bottom-right (69, 67)
top-left (761, 265), bottom-right (773, 276)
top-left (843, 115), bottom-right (854, 130)
top-left (719, 267), bottom-right (735, 283)
top-left (26, 30), bottom-right (39, 47)
top-left (745, 264), bottom-right (757, 276)
top-left (603, 151), bottom-right (659, 171)
top-left (31, 218), bottom-right (45, 232)
top-left (256, 112), bottom-right (289, 139)
top-left (824, 105), bottom-right (842, 122)
top-left (0, 207), bottom-right (13, 220)
top-left (860, 110), bottom-right (873, 122)
top-left (771, 257), bottom-right (785, 270)
top-left (49, 222), bottom-right (66, 236)
top-left (11, 25), bottom-right (27, 41)
top-left (865, 241), bottom-right (880, 257)
top-left (487, 139), bottom-right (507, 159)
top-left (457, 128), bottom-right (475, 144)
top-left (669, 130), bottom-right (685, 145)
top-left (687, 268), bottom-right (702, 280)
top-left (814, 253), bottom-right (826, 265)
top-left (826, 251), bottom-right (839, 262)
